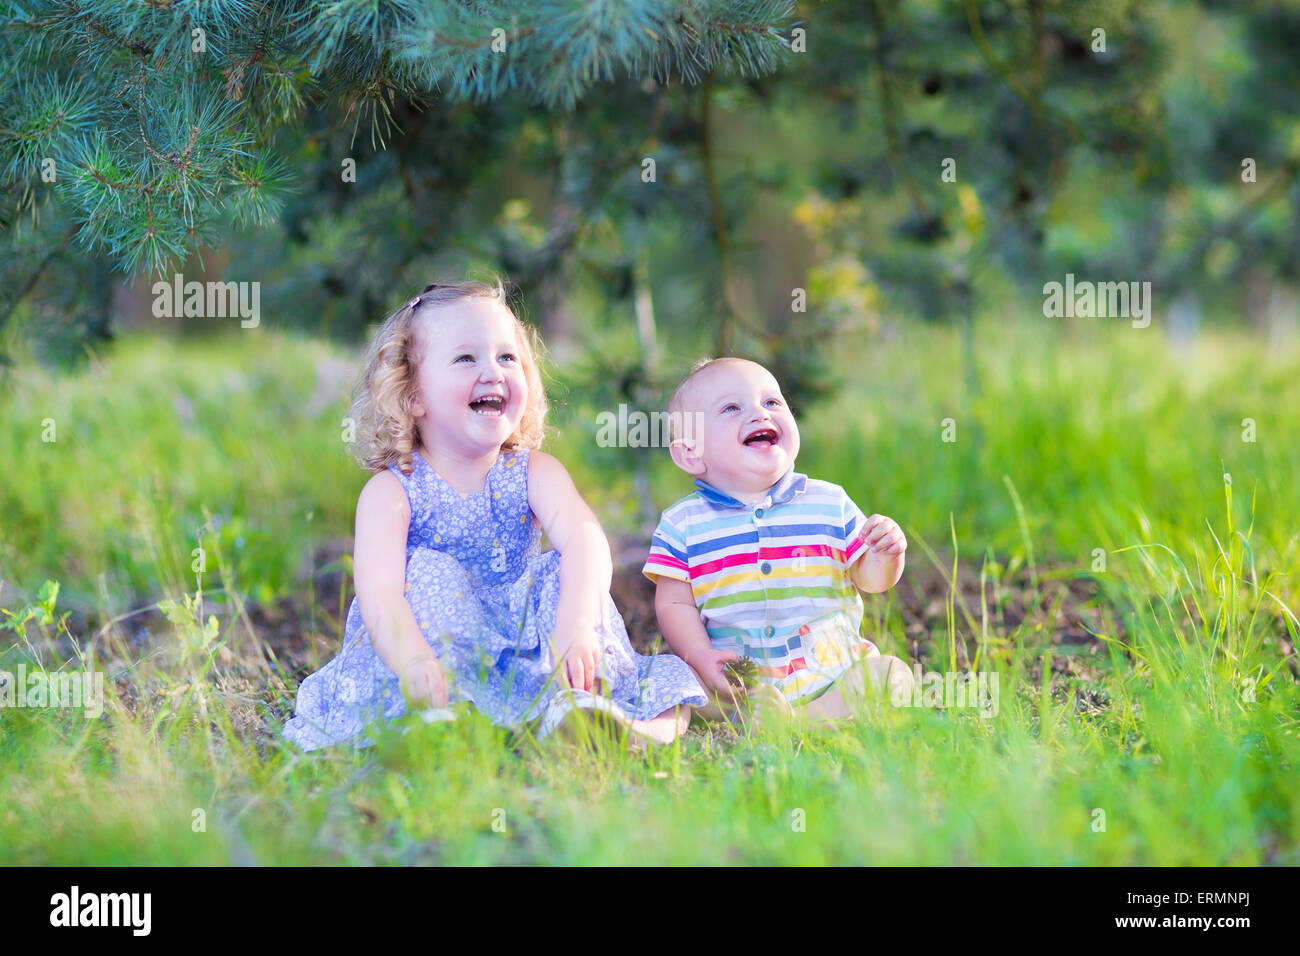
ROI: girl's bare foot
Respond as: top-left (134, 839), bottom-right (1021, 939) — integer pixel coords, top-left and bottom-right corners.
top-left (546, 693), bottom-right (686, 750)
top-left (625, 706), bottom-right (690, 748)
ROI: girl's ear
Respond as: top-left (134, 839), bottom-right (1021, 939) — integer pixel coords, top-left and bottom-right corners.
top-left (669, 437), bottom-right (706, 476)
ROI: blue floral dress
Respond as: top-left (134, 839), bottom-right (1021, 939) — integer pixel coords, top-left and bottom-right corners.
top-left (282, 448), bottom-right (706, 751)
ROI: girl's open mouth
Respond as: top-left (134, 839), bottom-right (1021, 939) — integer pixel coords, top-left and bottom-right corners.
top-left (470, 395), bottom-right (506, 417)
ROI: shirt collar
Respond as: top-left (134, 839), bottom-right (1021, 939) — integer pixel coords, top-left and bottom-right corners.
top-left (693, 468), bottom-right (807, 510)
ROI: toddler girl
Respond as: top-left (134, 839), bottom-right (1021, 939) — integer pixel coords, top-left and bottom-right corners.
top-left (282, 281), bottom-right (706, 751)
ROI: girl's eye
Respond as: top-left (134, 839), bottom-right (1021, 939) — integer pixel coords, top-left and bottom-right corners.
top-left (499, 353), bottom-right (517, 363)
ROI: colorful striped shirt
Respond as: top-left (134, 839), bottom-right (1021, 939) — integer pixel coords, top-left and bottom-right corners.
top-left (643, 468), bottom-right (880, 703)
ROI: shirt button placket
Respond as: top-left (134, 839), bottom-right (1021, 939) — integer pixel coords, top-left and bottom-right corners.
top-left (754, 505), bottom-right (770, 581)
top-left (756, 502), bottom-right (774, 644)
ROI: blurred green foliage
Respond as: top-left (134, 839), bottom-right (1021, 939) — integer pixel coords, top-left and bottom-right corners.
top-left (3, 1), bottom-right (1299, 401)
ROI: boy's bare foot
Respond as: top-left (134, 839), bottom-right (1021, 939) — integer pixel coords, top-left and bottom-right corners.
top-left (804, 655), bottom-right (916, 721)
top-left (865, 655), bottom-right (915, 707)
top-left (748, 683), bottom-right (794, 732)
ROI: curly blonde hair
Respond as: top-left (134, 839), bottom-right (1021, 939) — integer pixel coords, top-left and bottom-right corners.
top-left (350, 280), bottom-right (548, 475)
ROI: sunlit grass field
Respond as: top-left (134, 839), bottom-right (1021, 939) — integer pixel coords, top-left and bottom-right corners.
top-left (1, 315), bottom-right (1297, 864)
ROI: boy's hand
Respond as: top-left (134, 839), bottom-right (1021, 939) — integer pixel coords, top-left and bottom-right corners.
top-left (400, 654), bottom-right (450, 710)
top-left (856, 514), bottom-right (907, 556)
top-left (550, 626), bottom-right (602, 693)
top-left (851, 514), bottom-right (907, 592)
top-left (687, 647), bottom-right (747, 705)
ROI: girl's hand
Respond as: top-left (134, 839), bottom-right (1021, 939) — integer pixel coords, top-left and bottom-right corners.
top-left (855, 514), bottom-right (907, 556)
top-left (550, 626), bottom-right (602, 693)
top-left (399, 654), bottom-right (450, 711)
top-left (688, 647), bottom-right (747, 706)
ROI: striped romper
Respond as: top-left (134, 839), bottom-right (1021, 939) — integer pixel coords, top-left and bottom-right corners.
top-left (643, 468), bottom-right (881, 704)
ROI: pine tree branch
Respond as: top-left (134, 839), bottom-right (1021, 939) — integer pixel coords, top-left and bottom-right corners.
top-left (0, 0), bottom-right (797, 278)
top-left (77, 4), bottom-right (157, 62)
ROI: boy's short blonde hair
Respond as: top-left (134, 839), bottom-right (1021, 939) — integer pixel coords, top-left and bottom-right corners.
top-left (667, 356), bottom-right (754, 443)
top-left (350, 280), bottom-right (548, 475)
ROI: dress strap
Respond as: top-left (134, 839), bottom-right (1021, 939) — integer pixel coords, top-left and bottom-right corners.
top-left (499, 446), bottom-right (529, 477)
top-left (491, 446), bottom-right (529, 488)
top-left (387, 448), bottom-right (433, 512)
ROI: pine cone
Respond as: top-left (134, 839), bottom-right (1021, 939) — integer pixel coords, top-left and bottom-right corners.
top-left (724, 656), bottom-right (760, 690)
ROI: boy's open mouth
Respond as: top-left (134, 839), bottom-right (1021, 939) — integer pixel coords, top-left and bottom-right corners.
top-left (743, 428), bottom-right (779, 447)
top-left (470, 395), bottom-right (506, 417)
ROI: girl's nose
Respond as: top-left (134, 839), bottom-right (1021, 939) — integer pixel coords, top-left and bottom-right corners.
top-left (480, 362), bottom-right (505, 382)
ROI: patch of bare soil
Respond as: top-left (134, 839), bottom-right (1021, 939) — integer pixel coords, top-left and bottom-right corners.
top-left (40, 536), bottom-right (1125, 751)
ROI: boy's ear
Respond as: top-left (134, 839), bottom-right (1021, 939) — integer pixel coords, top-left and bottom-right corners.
top-left (669, 437), bottom-right (706, 476)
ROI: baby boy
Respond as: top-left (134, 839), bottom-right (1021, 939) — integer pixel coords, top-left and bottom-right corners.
top-left (643, 357), bottom-right (914, 723)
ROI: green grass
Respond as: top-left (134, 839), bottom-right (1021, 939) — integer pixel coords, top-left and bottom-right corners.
top-left (1, 316), bottom-right (1297, 864)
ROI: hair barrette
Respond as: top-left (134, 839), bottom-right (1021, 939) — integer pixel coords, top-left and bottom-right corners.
top-left (409, 283), bottom-right (447, 310)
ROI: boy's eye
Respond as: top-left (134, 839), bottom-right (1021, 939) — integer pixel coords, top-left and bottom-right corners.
top-left (764, 398), bottom-right (782, 408)
top-left (454, 354), bottom-right (473, 363)
top-left (721, 403), bottom-right (739, 413)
